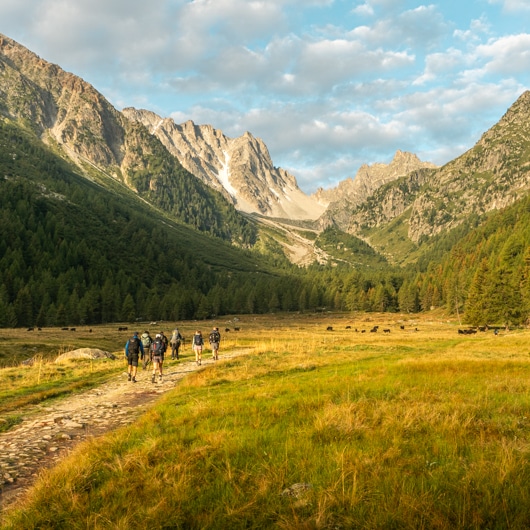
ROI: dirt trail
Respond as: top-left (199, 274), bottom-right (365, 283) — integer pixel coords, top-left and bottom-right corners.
top-left (0, 348), bottom-right (253, 514)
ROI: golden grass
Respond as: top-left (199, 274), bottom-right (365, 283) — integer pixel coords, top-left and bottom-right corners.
top-left (3, 312), bottom-right (530, 529)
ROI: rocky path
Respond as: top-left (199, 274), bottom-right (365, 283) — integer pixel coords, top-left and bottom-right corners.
top-left (0, 349), bottom-right (252, 514)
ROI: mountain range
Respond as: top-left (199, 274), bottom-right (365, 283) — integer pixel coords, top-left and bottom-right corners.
top-left (1, 32), bottom-right (530, 327)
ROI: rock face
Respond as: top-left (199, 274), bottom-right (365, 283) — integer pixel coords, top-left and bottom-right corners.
top-left (315, 151), bottom-right (437, 231)
top-left (122, 108), bottom-right (326, 220)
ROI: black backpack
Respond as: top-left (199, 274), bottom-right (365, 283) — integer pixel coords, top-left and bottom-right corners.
top-left (152, 338), bottom-right (164, 355)
top-left (209, 331), bottom-right (220, 343)
top-left (129, 336), bottom-right (140, 355)
top-left (193, 334), bottom-right (202, 346)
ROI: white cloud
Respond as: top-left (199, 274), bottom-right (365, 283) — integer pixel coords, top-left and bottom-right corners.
top-left (498, 0), bottom-right (530, 13)
top-left (476, 34), bottom-right (530, 75)
top-left (352, 3), bottom-right (374, 17)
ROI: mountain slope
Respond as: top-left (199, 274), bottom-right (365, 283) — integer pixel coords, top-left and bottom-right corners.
top-left (314, 150), bottom-right (437, 231)
top-left (0, 119), bottom-right (303, 326)
top-left (345, 91), bottom-right (530, 253)
top-left (0, 33), bottom-right (257, 246)
top-left (122, 108), bottom-right (326, 220)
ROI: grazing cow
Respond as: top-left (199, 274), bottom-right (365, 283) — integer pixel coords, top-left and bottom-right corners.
top-left (27, 327), bottom-right (34, 331)
top-left (383, 329), bottom-right (391, 333)
top-left (370, 327), bottom-right (378, 333)
top-left (361, 330), bottom-right (366, 333)
top-left (345, 325), bottom-right (351, 329)
top-left (326, 326), bottom-right (333, 331)
top-left (70, 328), bottom-right (76, 331)
top-left (89, 329), bottom-right (93, 333)
top-left (234, 327), bottom-right (240, 331)
top-left (225, 328), bottom-right (230, 332)
top-left (400, 325), bottom-right (405, 330)
top-left (458, 328), bottom-right (477, 335)
top-left (61, 327), bottom-right (68, 331)
top-left (118, 326), bottom-right (128, 331)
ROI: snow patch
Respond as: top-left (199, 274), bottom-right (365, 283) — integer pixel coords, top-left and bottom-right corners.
top-left (151, 119), bottom-right (164, 135)
top-left (269, 187), bottom-right (280, 199)
top-left (217, 151), bottom-right (238, 197)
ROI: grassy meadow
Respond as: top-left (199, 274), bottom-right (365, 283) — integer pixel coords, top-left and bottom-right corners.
top-left (2, 312), bottom-right (530, 529)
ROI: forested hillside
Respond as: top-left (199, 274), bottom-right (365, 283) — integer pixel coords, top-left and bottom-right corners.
top-left (417, 196), bottom-right (530, 326)
top-left (0, 120), bottom-right (297, 327)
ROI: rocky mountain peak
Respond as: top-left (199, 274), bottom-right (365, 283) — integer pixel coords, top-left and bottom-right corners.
top-left (123, 108), bottom-right (325, 220)
top-left (313, 150), bottom-right (436, 230)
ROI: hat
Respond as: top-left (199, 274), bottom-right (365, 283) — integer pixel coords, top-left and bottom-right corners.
top-left (156, 333), bottom-right (161, 338)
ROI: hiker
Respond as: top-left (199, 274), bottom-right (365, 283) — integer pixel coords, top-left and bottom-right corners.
top-left (125, 332), bottom-right (144, 383)
top-left (192, 330), bottom-right (204, 365)
top-left (170, 327), bottom-right (183, 360)
top-left (140, 330), bottom-right (152, 370)
top-left (159, 331), bottom-right (169, 352)
top-left (209, 327), bottom-right (221, 360)
top-left (150, 333), bottom-right (166, 383)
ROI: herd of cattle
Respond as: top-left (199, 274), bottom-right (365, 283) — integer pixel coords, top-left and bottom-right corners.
top-left (324, 324), bottom-right (503, 334)
top-left (326, 324), bottom-right (419, 333)
top-left (24, 324), bottom-right (502, 335)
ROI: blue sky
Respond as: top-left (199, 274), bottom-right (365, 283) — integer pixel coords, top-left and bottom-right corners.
top-left (2, 0), bottom-right (530, 193)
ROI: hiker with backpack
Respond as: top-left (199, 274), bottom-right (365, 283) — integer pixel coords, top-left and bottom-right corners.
top-left (159, 331), bottom-right (169, 354)
top-left (170, 327), bottom-right (183, 360)
top-left (150, 333), bottom-right (166, 383)
top-left (141, 330), bottom-right (152, 370)
top-left (124, 332), bottom-right (144, 383)
top-left (209, 327), bottom-right (221, 360)
top-left (192, 330), bottom-right (204, 366)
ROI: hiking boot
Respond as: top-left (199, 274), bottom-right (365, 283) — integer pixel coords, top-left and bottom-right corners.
top-left (127, 373), bottom-right (131, 381)
top-left (159, 375), bottom-right (162, 382)
top-left (132, 377), bottom-right (137, 383)
top-left (151, 374), bottom-right (155, 383)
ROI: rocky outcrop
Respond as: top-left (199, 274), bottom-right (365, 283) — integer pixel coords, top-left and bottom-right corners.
top-left (122, 108), bottom-right (326, 220)
top-left (316, 151), bottom-right (436, 231)
top-left (55, 348), bottom-right (115, 362)
top-left (347, 168), bottom-right (432, 233)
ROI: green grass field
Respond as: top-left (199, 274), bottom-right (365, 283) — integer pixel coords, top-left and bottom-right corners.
top-left (2, 313), bottom-right (530, 529)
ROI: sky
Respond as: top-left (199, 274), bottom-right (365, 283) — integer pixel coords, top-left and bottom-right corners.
top-left (2, 0), bottom-right (530, 194)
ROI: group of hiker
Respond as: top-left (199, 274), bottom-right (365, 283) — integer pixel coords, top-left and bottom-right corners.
top-left (124, 326), bottom-right (222, 383)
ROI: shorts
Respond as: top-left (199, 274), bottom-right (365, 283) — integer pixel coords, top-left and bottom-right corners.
top-left (210, 342), bottom-right (219, 351)
top-left (152, 355), bottom-right (163, 364)
top-left (128, 354), bottom-right (139, 367)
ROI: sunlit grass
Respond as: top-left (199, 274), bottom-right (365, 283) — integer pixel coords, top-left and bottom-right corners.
top-left (3, 313), bottom-right (530, 528)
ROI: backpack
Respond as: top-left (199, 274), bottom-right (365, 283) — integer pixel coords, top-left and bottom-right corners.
top-left (209, 331), bottom-right (220, 343)
top-left (129, 336), bottom-right (140, 355)
top-left (171, 330), bottom-right (181, 344)
top-left (141, 333), bottom-right (152, 348)
top-left (152, 338), bottom-right (164, 355)
top-left (193, 334), bottom-right (202, 346)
